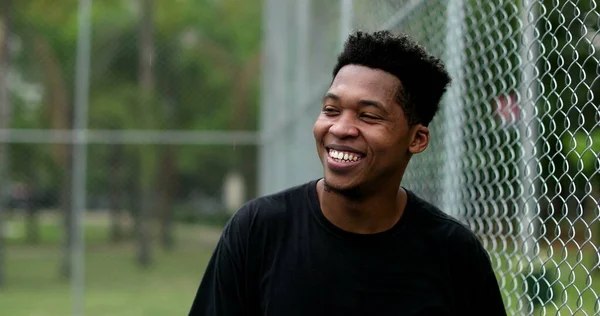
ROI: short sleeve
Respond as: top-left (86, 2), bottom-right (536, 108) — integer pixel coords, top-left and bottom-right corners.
top-left (468, 242), bottom-right (507, 315)
top-left (449, 226), bottom-right (507, 315)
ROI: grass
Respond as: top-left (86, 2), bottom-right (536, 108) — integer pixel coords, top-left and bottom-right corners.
top-left (2, 213), bottom-right (599, 315)
top-left (1, 213), bottom-right (221, 316)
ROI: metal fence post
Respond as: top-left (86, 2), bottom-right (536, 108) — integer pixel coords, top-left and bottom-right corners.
top-left (518, 0), bottom-right (542, 314)
top-left (259, 0), bottom-right (276, 195)
top-left (71, 0), bottom-right (92, 314)
top-left (0, 0), bottom-right (13, 289)
top-left (340, 0), bottom-right (353, 47)
top-left (293, 0), bottom-right (311, 185)
top-left (441, 0), bottom-right (466, 221)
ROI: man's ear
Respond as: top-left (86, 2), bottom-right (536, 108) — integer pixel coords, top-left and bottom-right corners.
top-left (408, 125), bottom-right (429, 154)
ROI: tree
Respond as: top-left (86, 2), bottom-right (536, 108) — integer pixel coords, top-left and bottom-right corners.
top-left (11, 0), bottom-right (80, 279)
top-left (6, 0), bottom-right (263, 273)
top-left (108, 143), bottom-right (125, 243)
top-left (34, 34), bottom-right (75, 278)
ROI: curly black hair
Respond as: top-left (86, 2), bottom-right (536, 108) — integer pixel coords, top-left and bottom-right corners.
top-left (333, 30), bottom-right (452, 126)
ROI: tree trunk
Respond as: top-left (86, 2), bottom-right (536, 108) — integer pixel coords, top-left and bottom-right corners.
top-left (136, 0), bottom-right (155, 267)
top-left (34, 34), bottom-right (73, 280)
top-left (25, 183), bottom-right (40, 243)
top-left (158, 148), bottom-right (176, 250)
top-left (0, 0), bottom-right (14, 288)
top-left (108, 144), bottom-right (124, 243)
top-left (135, 156), bottom-right (152, 267)
top-left (231, 50), bottom-right (261, 131)
top-left (25, 206), bottom-right (40, 243)
top-left (59, 151), bottom-right (73, 279)
top-left (157, 65), bottom-right (179, 251)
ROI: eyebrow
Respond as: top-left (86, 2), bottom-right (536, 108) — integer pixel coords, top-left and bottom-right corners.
top-left (323, 93), bottom-right (340, 102)
top-left (323, 93), bottom-right (388, 114)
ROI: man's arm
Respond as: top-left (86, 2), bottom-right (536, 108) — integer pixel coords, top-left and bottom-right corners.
top-left (451, 227), bottom-right (507, 315)
top-left (467, 248), bottom-right (507, 315)
top-left (189, 208), bottom-right (251, 315)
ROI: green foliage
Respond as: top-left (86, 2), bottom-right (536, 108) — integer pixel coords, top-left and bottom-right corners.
top-left (524, 266), bottom-right (558, 308)
top-left (561, 130), bottom-right (600, 179)
top-left (9, 0), bottom-right (262, 205)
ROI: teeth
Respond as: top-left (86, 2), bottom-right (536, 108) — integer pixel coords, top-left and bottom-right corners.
top-left (329, 149), bottom-right (362, 162)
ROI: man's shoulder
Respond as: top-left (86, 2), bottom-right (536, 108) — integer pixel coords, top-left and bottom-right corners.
top-left (407, 190), bottom-right (483, 248)
top-left (228, 180), bottom-right (315, 229)
top-left (245, 180), bottom-right (312, 211)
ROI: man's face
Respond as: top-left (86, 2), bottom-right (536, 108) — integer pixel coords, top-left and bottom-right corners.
top-left (313, 64), bottom-right (429, 193)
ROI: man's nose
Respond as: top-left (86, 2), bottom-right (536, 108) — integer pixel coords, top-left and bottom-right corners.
top-left (329, 114), bottom-right (359, 138)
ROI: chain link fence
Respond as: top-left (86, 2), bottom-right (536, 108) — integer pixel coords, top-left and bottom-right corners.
top-left (261, 0), bottom-right (600, 315)
top-left (3, 0), bottom-right (600, 315)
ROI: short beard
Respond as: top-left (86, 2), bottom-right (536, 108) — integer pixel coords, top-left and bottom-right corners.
top-left (323, 178), bottom-right (366, 201)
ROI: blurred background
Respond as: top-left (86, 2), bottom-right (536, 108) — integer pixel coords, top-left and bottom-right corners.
top-left (1, 0), bottom-right (599, 315)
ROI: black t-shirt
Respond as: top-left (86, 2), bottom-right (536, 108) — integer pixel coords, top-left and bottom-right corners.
top-left (189, 179), bottom-right (507, 316)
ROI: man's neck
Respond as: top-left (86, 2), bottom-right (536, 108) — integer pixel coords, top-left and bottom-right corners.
top-left (316, 179), bottom-right (407, 235)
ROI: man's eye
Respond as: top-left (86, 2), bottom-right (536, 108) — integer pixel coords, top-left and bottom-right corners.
top-left (322, 107), bottom-right (338, 114)
top-left (361, 113), bottom-right (379, 120)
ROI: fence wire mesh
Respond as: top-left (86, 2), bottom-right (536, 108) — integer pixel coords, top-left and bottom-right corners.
top-left (3, 0), bottom-right (600, 315)
top-left (261, 0), bottom-right (600, 315)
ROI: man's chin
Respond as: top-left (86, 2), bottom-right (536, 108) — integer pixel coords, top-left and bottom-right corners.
top-left (322, 176), bottom-right (364, 199)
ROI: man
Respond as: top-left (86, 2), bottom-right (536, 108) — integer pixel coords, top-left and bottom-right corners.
top-left (189, 30), bottom-right (507, 315)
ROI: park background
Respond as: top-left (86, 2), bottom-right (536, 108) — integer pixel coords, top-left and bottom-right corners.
top-left (1, 0), bottom-right (600, 315)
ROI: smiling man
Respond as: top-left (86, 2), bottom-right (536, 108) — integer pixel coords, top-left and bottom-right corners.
top-left (189, 31), bottom-right (507, 316)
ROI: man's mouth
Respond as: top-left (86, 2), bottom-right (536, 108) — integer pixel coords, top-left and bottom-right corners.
top-left (327, 148), bottom-right (364, 163)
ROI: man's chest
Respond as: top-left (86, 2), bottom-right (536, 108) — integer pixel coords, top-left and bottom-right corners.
top-left (254, 233), bottom-right (456, 315)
